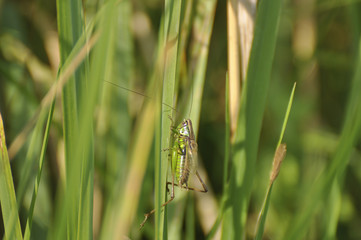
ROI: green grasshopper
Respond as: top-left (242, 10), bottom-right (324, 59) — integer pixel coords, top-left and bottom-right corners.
top-left (140, 118), bottom-right (208, 228)
top-left (104, 80), bottom-right (208, 228)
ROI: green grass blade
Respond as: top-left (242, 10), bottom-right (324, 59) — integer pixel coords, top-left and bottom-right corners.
top-left (0, 113), bottom-right (23, 240)
top-left (222, 0), bottom-right (283, 238)
top-left (224, 73), bottom-right (231, 192)
top-left (55, 0), bottom-right (92, 238)
top-left (24, 100), bottom-right (55, 240)
top-left (166, 0), bottom-right (217, 236)
top-left (277, 83), bottom-right (296, 146)
top-left (154, 1), bottom-right (182, 238)
top-left (15, 106), bottom-right (48, 207)
top-left (56, 0), bottom-right (82, 238)
top-left (185, 195), bottom-right (195, 240)
top-left (285, 35), bottom-right (361, 240)
top-left (109, 9), bottom-right (166, 239)
top-left (321, 179), bottom-right (342, 240)
top-left (185, 0), bottom-right (217, 132)
top-left (96, 1), bottom-right (133, 239)
top-left (206, 73), bottom-right (231, 240)
top-left (255, 83), bottom-right (296, 240)
top-left (254, 184), bottom-right (273, 240)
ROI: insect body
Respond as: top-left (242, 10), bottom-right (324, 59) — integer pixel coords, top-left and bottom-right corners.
top-left (140, 119), bottom-right (208, 228)
top-left (172, 119), bottom-right (198, 188)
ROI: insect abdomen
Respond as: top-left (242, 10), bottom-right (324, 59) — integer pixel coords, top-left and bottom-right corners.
top-left (175, 138), bottom-right (190, 186)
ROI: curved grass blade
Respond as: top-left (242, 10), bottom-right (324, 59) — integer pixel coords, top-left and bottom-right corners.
top-left (284, 36), bottom-right (361, 240)
top-left (0, 113), bottom-right (23, 240)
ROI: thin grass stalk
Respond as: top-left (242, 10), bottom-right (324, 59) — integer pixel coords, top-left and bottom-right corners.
top-left (285, 35), bottom-right (361, 240)
top-left (222, 0), bottom-right (283, 238)
top-left (154, 0), bottom-right (183, 238)
top-left (166, 0), bottom-right (218, 236)
top-left (186, 0), bottom-right (217, 132)
top-left (205, 73), bottom-right (231, 240)
top-left (255, 83), bottom-right (296, 239)
top-left (321, 179), bottom-right (342, 239)
top-left (15, 107), bottom-right (48, 207)
top-left (24, 100), bottom-right (56, 240)
top-left (166, 2), bottom-right (192, 236)
top-left (0, 113), bottom-right (23, 240)
top-left (224, 73), bottom-right (231, 193)
top-left (185, 194), bottom-right (196, 240)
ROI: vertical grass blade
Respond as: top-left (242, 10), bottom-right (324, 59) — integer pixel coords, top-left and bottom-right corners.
top-left (285, 35), bottom-right (361, 240)
top-left (0, 113), bottom-right (23, 240)
top-left (227, 0), bottom-right (241, 140)
top-left (206, 73), bottom-right (231, 240)
top-left (97, 1), bottom-right (133, 239)
top-left (24, 101), bottom-right (55, 240)
top-left (154, 0), bottom-right (183, 238)
top-left (15, 107), bottom-right (48, 207)
top-left (56, 0), bottom-right (84, 238)
top-left (222, 0), bottom-right (283, 238)
top-left (255, 83), bottom-right (296, 240)
top-left (185, 0), bottom-right (217, 131)
top-left (55, 0), bottom-right (99, 238)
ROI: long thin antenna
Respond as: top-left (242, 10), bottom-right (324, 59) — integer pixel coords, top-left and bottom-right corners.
top-left (188, 80), bottom-right (193, 118)
top-left (104, 80), bottom-right (177, 113)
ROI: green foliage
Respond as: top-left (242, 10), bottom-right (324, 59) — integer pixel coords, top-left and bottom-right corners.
top-left (0, 114), bottom-right (23, 240)
top-left (0, 0), bottom-right (361, 239)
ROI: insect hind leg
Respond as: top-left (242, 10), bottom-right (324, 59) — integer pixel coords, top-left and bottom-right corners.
top-left (140, 175), bottom-right (176, 229)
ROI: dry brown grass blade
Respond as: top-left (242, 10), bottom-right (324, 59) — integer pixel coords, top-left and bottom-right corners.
top-left (238, 0), bottom-right (257, 80)
top-left (227, 0), bottom-right (241, 141)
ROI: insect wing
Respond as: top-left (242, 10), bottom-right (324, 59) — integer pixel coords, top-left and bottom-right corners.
top-left (186, 138), bottom-right (198, 175)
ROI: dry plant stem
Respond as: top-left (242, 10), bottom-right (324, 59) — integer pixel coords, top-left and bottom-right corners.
top-left (238, 0), bottom-right (257, 80)
top-left (227, 0), bottom-right (241, 141)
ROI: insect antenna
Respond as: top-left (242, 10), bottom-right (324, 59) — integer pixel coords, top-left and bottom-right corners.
top-left (104, 80), bottom-right (178, 114)
top-left (188, 79), bottom-right (194, 118)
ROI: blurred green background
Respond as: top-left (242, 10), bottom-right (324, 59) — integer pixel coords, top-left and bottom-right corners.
top-left (0, 0), bottom-right (361, 239)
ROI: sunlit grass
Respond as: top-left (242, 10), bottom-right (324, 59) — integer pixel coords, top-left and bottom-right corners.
top-left (0, 0), bottom-right (361, 239)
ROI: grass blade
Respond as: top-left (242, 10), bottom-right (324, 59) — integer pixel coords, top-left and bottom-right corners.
top-left (254, 82), bottom-right (295, 239)
top-left (55, 0), bottom-right (92, 238)
top-left (185, 0), bottom-right (217, 130)
top-left (154, 1), bottom-right (183, 238)
top-left (0, 113), bottom-right (23, 240)
top-left (222, 0), bottom-right (283, 238)
top-left (285, 35), bottom-right (361, 240)
top-left (24, 101), bottom-right (55, 240)
top-left (206, 73), bottom-right (230, 240)
top-left (15, 107), bottom-right (48, 207)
